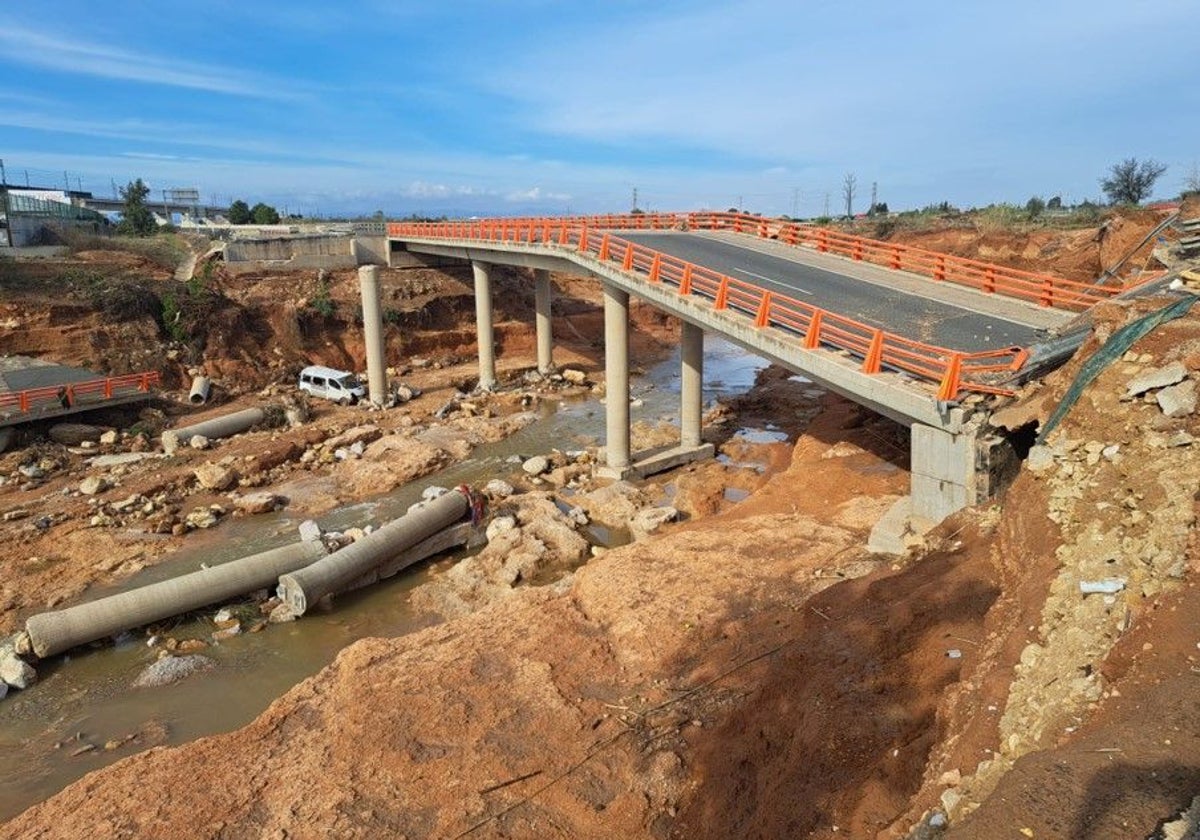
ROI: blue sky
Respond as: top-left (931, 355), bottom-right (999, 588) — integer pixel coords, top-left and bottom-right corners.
top-left (3, 0), bottom-right (1198, 218)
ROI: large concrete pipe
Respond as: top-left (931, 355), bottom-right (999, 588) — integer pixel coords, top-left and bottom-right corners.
top-left (278, 488), bottom-right (470, 615)
top-left (161, 407), bottom-right (266, 454)
top-left (359, 265), bottom-right (387, 406)
top-left (188, 376), bottom-right (211, 406)
top-left (24, 540), bottom-right (328, 659)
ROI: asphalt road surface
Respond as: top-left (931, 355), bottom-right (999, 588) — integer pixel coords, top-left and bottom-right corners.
top-left (620, 232), bottom-right (1048, 352)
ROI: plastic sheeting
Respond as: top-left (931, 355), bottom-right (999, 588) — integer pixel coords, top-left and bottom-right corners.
top-left (1038, 294), bottom-right (1198, 443)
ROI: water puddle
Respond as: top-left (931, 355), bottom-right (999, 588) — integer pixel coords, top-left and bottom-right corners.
top-left (0, 336), bottom-right (777, 819)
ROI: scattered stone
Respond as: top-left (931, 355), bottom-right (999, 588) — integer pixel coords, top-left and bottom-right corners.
top-left (133, 654), bottom-right (214, 688)
top-left (185, 509), bottom-right (219, 529)
top-left (631, 506), bottom-right (678, 538)
top-left (486, 515), bottom-right (517, 541)
top-left (234, 491), bottom-right (281, 515)
top-left (298, 519), bottom-right (322, 542)
top-left (1, 650), bottom-right (37, 689)
top-left (1126, 361), bottom-right (1187, 397)
top-left (1156, 379), bottom-right (1197, 418)
top-left (561, 368), bottom-right (588, 385)
top-left (111, 494), bottom-right (141, 513)
top-left (1167, 431), bottom-right (1195, 447)
top-left (522, 455), bottom-right (550, 476)
top-left (421, 485), bottom-right (449, 501)
top-left (69, 743), bottom-right (97, 757)
top-left (484, 479), bottom-right (514, 498)
top-left (79, 476), bottom-right (111, 496)
top-left (90, 453), bottom-right (157, 468)
top-left (1079, 578), bottom-right (1126, 595)
top-left (194, 463), bottom-right (237, 491)
top-left (99, 430), bottom-right (119, 445)
top-left (18, 463), bottom-right (45, 480)
top-left (2, 509), bottom-right (30, 522)
top-left (1025, 445), bottom-right (1056, 473)
top-left (189, 435), bottom-right (210, 450)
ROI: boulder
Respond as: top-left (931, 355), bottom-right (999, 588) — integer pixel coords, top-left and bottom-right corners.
top-left (522, 455), bottom-right (550, 476)
top-left (1126, 361), bottom-right (1188, 397)
top-left (194, 463), bottom-right (237, 491)
top-left (1157, 379), bottom-right (1197, 418)
top-left (631, 506), bottom-right (678, 538)
top-left (562, 368), bottom-right (588, 385)
top-left (189, 435), bottom-right (210, 450)
top-left (484, 479), bottom-right (515, 498)
top-left (486, 515), bottom-right (518, 541)
top-left (0, 650), bottom-right (36, 690)
top-left (99, 430), bottom-right (120, 445)
top-left (185, 509), bottom-right (219, 530)
top-left (234, 491), bottom-right (282, 515)
top-left (133, 654), bottom-right (214, 688)
top-left (79, 476), bottom-right (111, 495)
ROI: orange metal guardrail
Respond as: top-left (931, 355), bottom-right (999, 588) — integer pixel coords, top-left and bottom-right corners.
top-left (413, 211), bottom-right (1123, 311)
top-left (387, 218), bottom-right (1027, 401)
top-left (0, 371), bottom-right (160, 416)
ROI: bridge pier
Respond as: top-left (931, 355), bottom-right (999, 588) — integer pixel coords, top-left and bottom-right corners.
top-left (358, 265), bottom-right (387, 406)
top-left (472, 261), bottom-right (497, 390)
top-left (600, 283), bottom-right (632, 475)
top-left (680, 321), bottom-right (704, 448)
top-left (534, 269), bottom-right (554, 374)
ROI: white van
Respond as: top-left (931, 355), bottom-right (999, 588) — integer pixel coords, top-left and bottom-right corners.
top-left (298, 365), bottom-right (367, 405)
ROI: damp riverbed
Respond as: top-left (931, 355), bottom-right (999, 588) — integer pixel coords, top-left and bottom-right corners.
top-left (0, 338), bottom-right (801, 819)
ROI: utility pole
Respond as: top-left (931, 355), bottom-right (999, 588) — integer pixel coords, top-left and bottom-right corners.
top-left (63, 171), bottom-right (70, 193)
top-left (631, 186), bottom-right (638, 212)
top-left (870, 181), bottom-right (878, 213)
top-left (1, 158), bottom-right (13, 248)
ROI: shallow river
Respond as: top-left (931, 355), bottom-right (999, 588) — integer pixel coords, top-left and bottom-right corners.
top-left (0, 338), bottom-right (787, 819)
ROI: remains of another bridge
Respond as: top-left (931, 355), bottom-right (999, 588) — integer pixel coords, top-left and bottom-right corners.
top-left (379, 213), bottom-right (1118, 550)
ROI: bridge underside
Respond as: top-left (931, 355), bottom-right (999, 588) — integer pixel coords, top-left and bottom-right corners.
top-left (385, 235), bottom-right (1031, 542)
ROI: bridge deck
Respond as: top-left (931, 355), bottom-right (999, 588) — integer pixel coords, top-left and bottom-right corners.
top-left (620, 231), bottom-right (1069, 353)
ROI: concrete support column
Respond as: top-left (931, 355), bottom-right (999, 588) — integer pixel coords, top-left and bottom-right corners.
top-left (909, 423), bottom-right (978, 522)
top-left (472, 261), bottom-right (497, 390)
top-left (534, 268), bottom-right (554, 373)
top-left (358, 265), bottom-right (386, 406)
top-left (603, 283), bottom-right (631, 470)
top-left (680, 321), bottom-right (704, 448)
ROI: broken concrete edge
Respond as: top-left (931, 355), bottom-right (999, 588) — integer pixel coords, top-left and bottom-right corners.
top-left (594, 443), bottom-right (715, 481)
top-left (867, 496), bottom-right (935, 557)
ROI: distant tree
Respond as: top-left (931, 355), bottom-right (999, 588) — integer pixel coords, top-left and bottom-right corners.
top-left (1025, 196), bottom-right (1046, 218)
top-left (1100, 158), bottom-right (1167, 205)
top-left (228, 200), bottom-right (251, 224)
top-left (1183, 162), bottom-right (1200, 197)
top-left (1047, 195), bottom-right (1063, 210)
top-left (868, 201), bottom-right (888, 216)
top-left (630, 207), bottom-right (645, 215)
top-left (842, 172), bottom-right (857, 218)
top-left (116, 178), bottom-right (155, 236)
top-left (250, 202), bottom-right (281, 225)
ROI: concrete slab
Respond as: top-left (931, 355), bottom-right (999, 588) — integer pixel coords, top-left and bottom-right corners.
top-left (867, 496), bottom-right (935, 556)
top-left (595, 442), bottom-right (715, 480)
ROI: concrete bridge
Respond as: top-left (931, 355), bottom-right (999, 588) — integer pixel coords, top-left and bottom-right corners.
top-left (381, 212), bottom-right (1135, 542)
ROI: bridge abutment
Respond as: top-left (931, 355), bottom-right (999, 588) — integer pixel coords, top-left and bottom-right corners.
top-left (471, 261), bottom-right (497, 390)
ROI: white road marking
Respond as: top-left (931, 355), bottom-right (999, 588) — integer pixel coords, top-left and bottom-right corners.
top-left (735, 266), bottom-right (812, 295)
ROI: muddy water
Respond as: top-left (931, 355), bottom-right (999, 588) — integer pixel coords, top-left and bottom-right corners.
top-left (0, 338), bottom-right (786, 819)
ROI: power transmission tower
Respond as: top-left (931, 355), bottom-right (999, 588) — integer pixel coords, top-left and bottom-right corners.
top-left (870, 181), bottom-right (878, 213)
top-left (631, 186), bottom-right (638, 212)
top-left (823, 192), bottom-right (830, 217)
top-left (792, 187), bottom-right (800, 217)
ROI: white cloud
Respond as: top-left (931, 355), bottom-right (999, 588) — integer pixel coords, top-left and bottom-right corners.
top-left (505, 186), bottom-right (571, 203)
top-left (0, 25), bottom-right (302, 100)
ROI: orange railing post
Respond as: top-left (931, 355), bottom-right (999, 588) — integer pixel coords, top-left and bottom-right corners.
top-left (754, 293), bottom-right (772, 327)
top-left (937, 354), bottom-right (964, 401)
top-left (648, 254), bottom-right (662, 283)
top-left (579, 226), bottom-right (589, 253)
top-left (599, 234), bottom-right (611, 261)
top-left (862, 331), bottom-right (884, 374)
top-left (804, 310), bottom-right (824, 349)
top-left (934, 255), bottom-right (946, 281)
top-left (715, 277), bottom-right (729, 310)
top-left (680, 264), bottom-right (693, 296)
